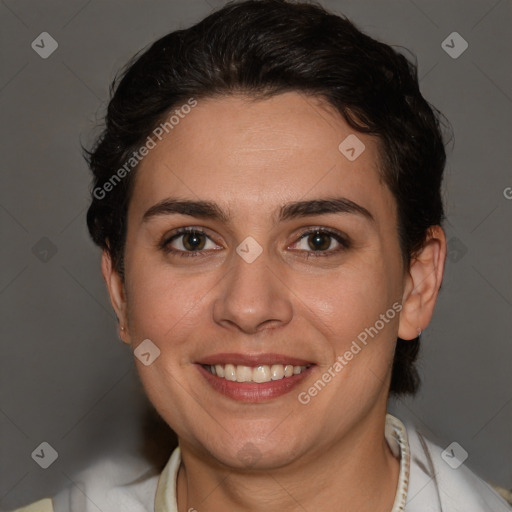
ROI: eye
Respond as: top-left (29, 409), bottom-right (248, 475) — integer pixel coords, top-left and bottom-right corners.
top-left (290, 227), bottom-right (350, 257)
top-left (160, 226), bottom-right (350, 259)
top-left (160, 227), bottom-right (222, 257)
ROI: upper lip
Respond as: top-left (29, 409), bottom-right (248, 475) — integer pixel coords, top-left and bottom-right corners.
top-left (197, 353), bottom-right (313, 367)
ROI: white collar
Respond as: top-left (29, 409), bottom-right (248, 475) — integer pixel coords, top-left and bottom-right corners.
top-left (155, 413), bottom-right (410, 512)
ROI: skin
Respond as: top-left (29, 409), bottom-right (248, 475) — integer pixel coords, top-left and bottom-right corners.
top-left (102, 91), bottom-right (446, 511)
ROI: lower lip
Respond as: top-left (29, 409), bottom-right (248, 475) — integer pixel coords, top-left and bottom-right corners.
top-left (197, 364), bottom-right (314, 402)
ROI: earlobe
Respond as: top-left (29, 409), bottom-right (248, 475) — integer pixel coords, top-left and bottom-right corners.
top-left (398, 226), bottom-right (447, 340)
top-left (101, 251), bottom-right (131, 345)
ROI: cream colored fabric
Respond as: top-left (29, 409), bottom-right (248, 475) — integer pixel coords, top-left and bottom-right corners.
top-left (11, 498), bottom-right (54, 512)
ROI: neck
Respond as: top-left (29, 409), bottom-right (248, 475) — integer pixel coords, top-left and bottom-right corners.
top-left (175, 409), bottom-right (400, 512)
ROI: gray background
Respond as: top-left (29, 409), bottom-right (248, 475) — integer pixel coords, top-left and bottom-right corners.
top-left (1, 0), bottom-right (511, 507)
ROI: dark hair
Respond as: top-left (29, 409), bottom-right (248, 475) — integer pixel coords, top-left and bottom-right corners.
top-left (85, 0), bottom-right (449, 396)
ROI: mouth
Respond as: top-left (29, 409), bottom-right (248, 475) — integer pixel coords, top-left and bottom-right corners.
top-left (196, 353), bottom-right (315, 402)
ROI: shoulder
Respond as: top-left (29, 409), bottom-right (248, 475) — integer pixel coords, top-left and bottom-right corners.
top-left (403, 418), bottom-right (512, 511)
top-left (9, 452), bottom-right (162, 512)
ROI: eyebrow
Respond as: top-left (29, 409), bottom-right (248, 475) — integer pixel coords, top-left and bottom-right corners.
top-left (142, 196), bottom-right (375, 224)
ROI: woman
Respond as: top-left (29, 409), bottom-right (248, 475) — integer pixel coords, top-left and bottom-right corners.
top-left (13, 0), bottom-right (511, 510)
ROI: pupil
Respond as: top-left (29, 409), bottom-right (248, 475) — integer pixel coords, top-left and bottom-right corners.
top-left (309, 232), bottom-right (329, 251)
top-left (184, 232), bottom-right (204, 251)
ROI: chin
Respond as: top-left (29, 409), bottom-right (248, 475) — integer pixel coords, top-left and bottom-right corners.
top-left (197, 427), bottom-right (307, 471)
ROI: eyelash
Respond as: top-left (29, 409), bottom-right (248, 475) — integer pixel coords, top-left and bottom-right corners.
top-left (159, 226), bottom-right (350, 259)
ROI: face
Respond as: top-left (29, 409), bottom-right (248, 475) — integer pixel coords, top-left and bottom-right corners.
top-left (104, 91), bottom-right (442, 470)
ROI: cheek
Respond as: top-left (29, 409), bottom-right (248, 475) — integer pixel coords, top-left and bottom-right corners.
top-left (298, 263), bottom-right (398, 409)
top-left (295, 254), bottom-right (398, 344)
top-left (124, 260), bottom-right (214, 346)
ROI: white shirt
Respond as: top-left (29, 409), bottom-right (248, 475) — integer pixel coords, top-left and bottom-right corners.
top-left (11, 414), bottom-right (512, 512)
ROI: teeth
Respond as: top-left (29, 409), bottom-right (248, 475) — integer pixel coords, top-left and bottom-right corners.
top-left (253, 365), bottom-right (270, 383)
top-left (236, 365), bottom-right (253, 382)
top-left (208, 363), bottom-right (309, 383)
top-left (270, 364), bottom-right (284, 380)
top-left (224, 364), bottom-right (237, 381)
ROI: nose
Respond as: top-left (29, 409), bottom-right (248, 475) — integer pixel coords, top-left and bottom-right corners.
top-left (212, 245), bottom-right (293, 334)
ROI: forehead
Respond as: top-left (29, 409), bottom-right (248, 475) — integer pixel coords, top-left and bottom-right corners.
top-left (130, 92), bottom-right (395, 225)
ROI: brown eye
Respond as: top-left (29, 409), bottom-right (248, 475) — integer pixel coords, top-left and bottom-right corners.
top-left (307, 231), bottom-right (333, 251)
top-left (291, 228), bottom-right (350, 257)
top-left (161, 228), bottom-right (221, 257)
top-left (181, 231), bottom-right (207, 251)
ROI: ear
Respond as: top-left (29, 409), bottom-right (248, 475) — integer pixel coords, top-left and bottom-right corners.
top-left (101, 250), bottom-right (131, 345)
top-left (398, 226), bottom-right (447, 340)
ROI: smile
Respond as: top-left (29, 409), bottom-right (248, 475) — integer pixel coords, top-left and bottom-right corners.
top-left (196, 354), bottom-right (315, 402)
top-left (204, 363), bottom-right (311, 383)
